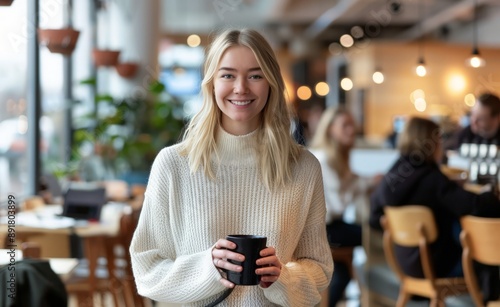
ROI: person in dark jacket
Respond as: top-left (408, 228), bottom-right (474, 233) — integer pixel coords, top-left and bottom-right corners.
top-left (369, 116), bottom-right (500, 302)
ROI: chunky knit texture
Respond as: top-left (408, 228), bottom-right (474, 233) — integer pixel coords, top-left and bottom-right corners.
top-left (130, 128), bottom-right (333, 306)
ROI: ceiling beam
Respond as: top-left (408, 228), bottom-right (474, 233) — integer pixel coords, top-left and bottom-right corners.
top-left (304, 0), bottom-right (363, 40)
top-left (396, 0), bottom-right (494, 42)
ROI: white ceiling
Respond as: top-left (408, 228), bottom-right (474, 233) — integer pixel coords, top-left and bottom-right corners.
top-left (160, 0), bottom-right (500, 47)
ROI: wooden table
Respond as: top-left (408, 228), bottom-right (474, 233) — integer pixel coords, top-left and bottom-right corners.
top-left (0, 202), bottom-right (129, 303)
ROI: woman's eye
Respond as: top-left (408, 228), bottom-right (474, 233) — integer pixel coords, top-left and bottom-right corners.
top-left (249, 75), bottom-right (263, 79)
top-left (221, 74), bottom-right (233, 79)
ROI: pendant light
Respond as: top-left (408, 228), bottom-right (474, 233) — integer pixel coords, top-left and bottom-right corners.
top-left (466, 0), bottom-right (485, 68)
top-left (415, 0), bottom-right (426, 77)
top-left (372, 68), bottom-right (384, 84)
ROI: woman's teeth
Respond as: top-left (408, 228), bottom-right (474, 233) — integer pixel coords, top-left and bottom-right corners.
top-left (230, 100), bottom-right (252, 106)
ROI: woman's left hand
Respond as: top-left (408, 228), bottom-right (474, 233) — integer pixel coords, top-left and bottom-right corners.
top-left (256, 246), bottom-right (282, 288)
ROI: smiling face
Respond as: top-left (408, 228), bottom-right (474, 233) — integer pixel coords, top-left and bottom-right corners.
top-left (213, 46), bottom-right (270, 135)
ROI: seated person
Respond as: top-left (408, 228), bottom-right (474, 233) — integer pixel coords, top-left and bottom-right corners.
top-left (369, 116), bottom-right (500, 303)
top-left (309, 106), bottom-right (381, 306)
top-left (454, 92), bottom-right (500, 148)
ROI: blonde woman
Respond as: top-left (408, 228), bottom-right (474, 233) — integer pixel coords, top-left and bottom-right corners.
top-left (130, 29), bottom-right (333, 306)
top-left (309, 106), bottom-right (380, 306)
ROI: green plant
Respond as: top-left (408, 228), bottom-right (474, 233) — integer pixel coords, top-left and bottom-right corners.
top-left (50, 78), bottom-right (185, 180)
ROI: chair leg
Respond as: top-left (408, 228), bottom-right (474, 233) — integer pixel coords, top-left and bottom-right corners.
top-left (396, 290), bottom-right (410, 307)
top-left (75, 292), bottom-right (94, 307)
top-left (430, 296), bottom-right (446, 307)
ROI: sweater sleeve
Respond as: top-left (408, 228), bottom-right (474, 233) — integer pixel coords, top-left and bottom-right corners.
top-left (262, 156), bottom-right (334, 306)
top-left (129, 149), bottom-right (226, 303)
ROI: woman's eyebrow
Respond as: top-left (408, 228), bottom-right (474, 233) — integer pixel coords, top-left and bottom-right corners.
top-left (218, 67), bottom-right (262, 72)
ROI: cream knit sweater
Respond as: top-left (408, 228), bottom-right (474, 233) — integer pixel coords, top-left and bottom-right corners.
top-left (130, 128), bottom-right (333, 306)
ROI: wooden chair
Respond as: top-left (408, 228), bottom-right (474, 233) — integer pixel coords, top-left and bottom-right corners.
top-left (130, 184), bottom-right (146, 199)
top-left (21, 195), bottom-right (45, 211)
top-left (381, 205), bottom-right (469, 307)
top-left (102, 180), bottom-right (130, 202)
top-left (64, 236), bottom-right (123, 307)
top-left (21, 242), bottom-right (42, 259)
top-left (460, 216), bottom-right (500, 307)
top-left (109, 208), bottom-right (145, 307)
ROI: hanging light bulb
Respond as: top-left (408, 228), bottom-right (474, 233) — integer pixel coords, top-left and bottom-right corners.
top-left (415, 0), bottom-right (427, 77)
top-left (466, 0), bottom-right (485, 68)
top-left (372, 68), bottom-right (384, 84)
top-left (467, 48), bottom-right (485, 68)
top-left (416, 57), bottom-right (427, 77)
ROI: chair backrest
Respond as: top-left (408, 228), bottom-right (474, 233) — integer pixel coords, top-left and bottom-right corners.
top-left (21, 196), bottom-right (45, 211)
top-left (460, 215), bottom-right (500, 265)
top-left (21, 242), bottom-right (42, 259)
top-left (383, 205), bottom-right (438, 246)
top-left (460, 216), bottom-right (500, 307)
top-left (381, 205), bottom-right (439, 281)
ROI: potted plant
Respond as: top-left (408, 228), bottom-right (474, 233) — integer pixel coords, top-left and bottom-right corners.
top-left (38, 28), bottom-right (80, 55)
top-left (115, 62), bottom-right (139, 78)
top-left (0, 0), bottom-right (14, 6)
top-left (59, 78), bottom-right (185, 185)
top-left (92, 49), bottom-right (120, 67)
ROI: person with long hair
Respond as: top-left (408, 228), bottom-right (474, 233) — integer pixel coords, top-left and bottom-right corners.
top-left (129, 29), bottom-right (333, 306)
top-left (309, 106), bottom-right (380, 306)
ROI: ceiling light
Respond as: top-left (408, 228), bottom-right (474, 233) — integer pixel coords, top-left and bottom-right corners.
top-left (187, 34), bottom-right (201, 47)
top-left (328, 42), bottom-right (343, 55)
top-left (372, 69), bottom-right (384, 84)
top-left (415, 0), bottom-right (426, 77)
top-left (466, 48), bottom-right (485, 68)
top-left (340, 34), bottom-right (354, 48)
top-left (414, 98), bottom-right (427, 112)
top-left (464, 93), bottom-right (476, 107)
top-left (315, 82), bottom-right (329, 96)
top-left (297, 86), bottom-right (312, 100)
top-left (465, 0), bottom-right (485, 68)
top-left (340, 78), bottom-right (353, 91)
top-left (416, 58), bottom-right (427, 77)
top-left (350, 26), bottom-right (364, 39)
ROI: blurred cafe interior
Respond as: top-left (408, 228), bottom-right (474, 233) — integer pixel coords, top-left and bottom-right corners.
top-left (1, 0), bottom-right (500, 306)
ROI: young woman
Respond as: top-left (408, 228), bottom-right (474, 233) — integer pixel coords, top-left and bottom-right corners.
top-left (129, 29), bottom-right (333, 306)
top-left (309, 106), bottom-right (380, 306)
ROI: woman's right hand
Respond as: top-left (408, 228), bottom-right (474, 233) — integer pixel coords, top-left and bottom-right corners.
top-left (212, 239), bottom-right (245, 288)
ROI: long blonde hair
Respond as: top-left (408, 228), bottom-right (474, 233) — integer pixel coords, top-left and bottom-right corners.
top-left (309, 106), bottom-right (352, 178)
top-left (179, 29), bottom-right (301, 189)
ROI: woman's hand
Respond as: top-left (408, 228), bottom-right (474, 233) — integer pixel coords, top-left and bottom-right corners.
top-left (212, 239), bottom-right (244, 288)
top-left (256, 246), bottom-right (282, 288)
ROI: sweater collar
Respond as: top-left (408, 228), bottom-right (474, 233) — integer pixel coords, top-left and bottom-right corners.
top-left (215, 127), bottom-right (258, 165)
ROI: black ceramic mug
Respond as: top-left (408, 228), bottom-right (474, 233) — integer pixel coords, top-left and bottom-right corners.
top-left (225, 234), bottom-right (267, 285)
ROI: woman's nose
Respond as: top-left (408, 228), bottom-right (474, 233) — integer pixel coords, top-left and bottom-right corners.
top-left (233, 78), bottom-right (248, 94)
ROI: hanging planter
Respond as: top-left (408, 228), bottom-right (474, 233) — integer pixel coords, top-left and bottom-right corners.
top-left (38, 28), bottom-right (80, 55)
top-left (92, 49), bottom-right (120, 67)
top-left (0, 0), bottom-right (14, 6)
top-left (116, 62), bottom-right (139, 78)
